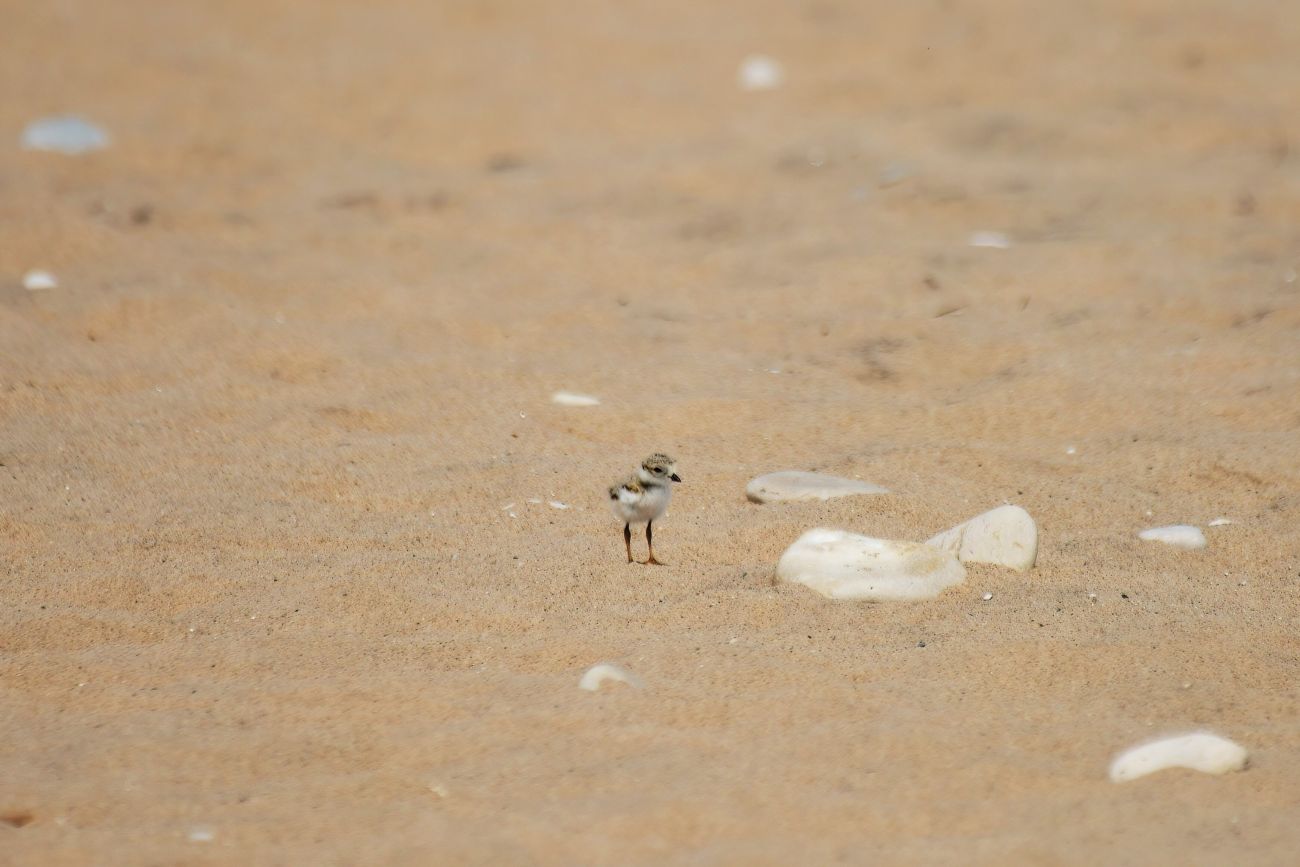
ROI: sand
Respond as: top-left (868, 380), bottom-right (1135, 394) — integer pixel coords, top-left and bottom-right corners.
top-left (3, 0), bottom-right (1299, 863)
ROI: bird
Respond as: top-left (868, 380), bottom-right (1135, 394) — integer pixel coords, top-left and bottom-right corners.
top-left (608, 453), bottom-right (681, 565)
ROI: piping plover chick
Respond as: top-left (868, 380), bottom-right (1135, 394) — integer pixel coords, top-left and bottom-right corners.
top-left (609, 453), bottom-right (681, 565)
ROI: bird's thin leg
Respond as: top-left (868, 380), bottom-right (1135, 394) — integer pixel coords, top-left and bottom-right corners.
top-left (624, 523), bottom-right (633, 563)
top-left (645, 520), bottom-right (663, 565)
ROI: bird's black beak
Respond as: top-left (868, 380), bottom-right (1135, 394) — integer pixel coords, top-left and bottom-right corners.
top-left (670, 473), bottom-right (681, 482)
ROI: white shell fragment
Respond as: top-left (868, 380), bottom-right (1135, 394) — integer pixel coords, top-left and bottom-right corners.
top-left (738, 55), bottom-right (784, 91)
top-left (579, 663), bottom-right (644, 692)
top-left (22, 269), bottom-right (58, 291)
top-left (746, 471), bottom-right (889, 504)
top-left (1139, 525), bottom-right (1206, 550)
top-left (776, 529), bottom-right (965, 601)
top-left (968, 230), bottom-right (1011, 249)
top-left (21, 115), bottom-right (111, 154)
top-left (926, 505), bottom-right (1038, 571)
top-left (1109, 732), bottom-right (1248, 782)
top-left (551, 391), bottom-right (601, 407)
top-left (1208, 517), bottom-right (1233, 527)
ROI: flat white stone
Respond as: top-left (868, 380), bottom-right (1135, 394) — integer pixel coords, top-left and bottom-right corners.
top-left (1139, 525), bottom-right (1206, 550)
top-left (22, 269), bottom-right (58, 291)
top-left (926, 505), bottom-right (1038, 571)
top-left (738, 55), bottom-right (784, 91)
top-left (1109, 732), bottom-right (1248, 782)
top-left (551, 391), bottom-right (600, 407)
top-left (776, 529), bottom-right (965, 601)
top-left (579, 663), bottom-right (643, 692)
top-left (746, 471), bottom-right (888, 504)
top-left (1208, 517), bottom-right (1233, 527)
top-left (21, 116), bottom-right (111, 154)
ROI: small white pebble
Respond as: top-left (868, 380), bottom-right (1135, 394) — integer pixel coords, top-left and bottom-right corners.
top-left (1065, 445), bottom-right (1077, 455)
top-left (500, 502), bottom-right (515, 511)
top-left (968, 230), bottom-right (1011, 249)
top-left (188, 827), bottom-right (215, 843)
top-left (1208, 517), bottom-right (1233, 527)
top-left (526, 498), bottom-right (542, 504)
top-left (428, 783), bottom-right (449, 798)
top-left (728, 637), bottom-right (739, 644)
top-left (548, 501), bottom-right (569, 509)
top-left (1088, 592), bottom-right (1097, 602)
top-left (1182, 682), bottom-right (1192, 689)
top-left (579, 663), bottom-right (644, 692)
top-left (738, 54), bottom-right (784, 91)
top-left (878, 162), bottom-right (912, 187)
top-left (1139, 525), bottom-right (1207, 550)
top-left (1238, 579), bottom-right (1247, 587)
top-left (518, 411), bottom-right (526, 418)
top-left (22, 269), bottom-right (58, 291)
top-left (507, 512), bottom-right (517, 519)
top-left (981, 592), bottom-right (993, 601)
top-left (551, 391), bottom-right (601, 407)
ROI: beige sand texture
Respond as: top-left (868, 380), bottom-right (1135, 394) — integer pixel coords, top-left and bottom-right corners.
top-left (3, 0), bottom-right (1299, 863)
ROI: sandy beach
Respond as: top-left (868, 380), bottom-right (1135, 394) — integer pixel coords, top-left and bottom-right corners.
top-left (3, 0), bottom-right (1299, 863)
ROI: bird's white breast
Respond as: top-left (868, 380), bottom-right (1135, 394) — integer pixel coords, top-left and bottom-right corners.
top-left (612, 482), bottom-right (671, 523)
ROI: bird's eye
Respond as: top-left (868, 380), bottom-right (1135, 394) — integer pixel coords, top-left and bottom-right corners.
top-left (654, 467), bottom-right (665, 474)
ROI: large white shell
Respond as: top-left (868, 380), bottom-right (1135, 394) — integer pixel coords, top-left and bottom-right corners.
top-left (1109, 732), bottom-right (1248, 782)
top-left (746, 471), bottom-right (889, 504)
top-left (926, 504), bottom-right (1038, 571)
top-left (578, 663), bottom-right (643, 692)
top-left (776, 529), bottom-right (965, 601)
top-left (1138, 525), bottom-right (1206, 550)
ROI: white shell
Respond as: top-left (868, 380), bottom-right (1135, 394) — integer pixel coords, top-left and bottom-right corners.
top-left (1109, 732), bottom-right (1248, 782)
top-left (22, 269), bottom-right (58, 291)
top-left (1138, 525), bottom-right (1206, 550)
top-left (926, 504), bottom-right (1039, 571)
top-left (745, 471), bottom-right (888, 504)
top-left (551, 391), bottom-right (601, 407)
top-left (578, 663), bottom-right (643, 692)
top-left (776, 529), bottom-right (965, 601)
